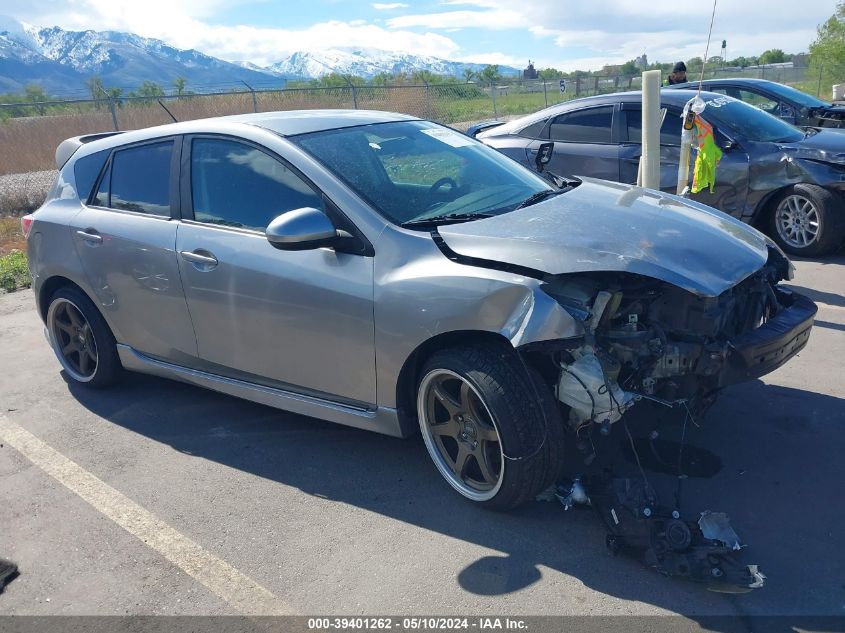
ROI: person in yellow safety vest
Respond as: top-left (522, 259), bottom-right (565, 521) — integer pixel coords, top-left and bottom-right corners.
top-left (692, 115), bottom-right (722, 194)
top-left (664, 62), bottom-right (688, 86)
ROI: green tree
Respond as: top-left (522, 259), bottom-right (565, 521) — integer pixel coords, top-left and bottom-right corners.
top-left (759, 48), bottom-right (787, 65)
top-left (538, 67), bottom-right (565, 80)
top-left (371, 72), bottom-right (393, 86)
top-left (24, 84), bottom-right (48, 115)
top-left (87, 76), bottom-right (105, 108)
top-left (809, 2), bottom-right (845, 96)
top-left (479, 64), bottom-right (501, 84)
top-left (728, 55), bottom-right (757, 67)
top-left (412, 69), bottom-right (443, 84)
top-left (462, 68), bottom-right (476, 83)
top-left (173, 77), bottom-right (187, 96)
top-left (316, 73), bottom-right (363, 88)
top-left (620, 60), bottom-right (639, 75)
top-left (136, 81), bottom-right (165, 97)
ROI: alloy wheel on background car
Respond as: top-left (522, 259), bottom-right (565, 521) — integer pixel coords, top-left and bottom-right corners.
top-left (775, 194), bottom-right (821, 250)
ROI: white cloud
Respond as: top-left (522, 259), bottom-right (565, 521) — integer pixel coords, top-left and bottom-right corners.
top-left (388, 8), bottom-right (528, 30)
top-left (0, 0), bottom-right (462, 65)
top-left (0, 0), bottom-right (834, 72)
top-left (389, 0), bottom-right (831, 70)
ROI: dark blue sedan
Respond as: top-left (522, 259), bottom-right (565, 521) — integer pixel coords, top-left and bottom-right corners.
top-left (672, 78), bottom-right (845, 129)
top-left (473, 89), bottom-right (845, 256)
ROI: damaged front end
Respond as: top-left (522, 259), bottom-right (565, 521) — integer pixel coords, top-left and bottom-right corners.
top-left (528, 246), bottom-right (815, 433)
top-left (523, 247), bottom-right (815, 591)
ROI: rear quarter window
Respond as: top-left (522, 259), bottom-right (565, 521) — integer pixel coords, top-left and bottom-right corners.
top-left (73, 149), bottom-right (110, 203)
top-left (518, 119), bottom-right (548, 138)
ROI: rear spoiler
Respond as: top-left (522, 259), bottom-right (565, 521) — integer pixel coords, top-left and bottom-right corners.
top-left (465, 120), bottom-right (506, 138)
top-left (55, 131), bottom-right (126, 169)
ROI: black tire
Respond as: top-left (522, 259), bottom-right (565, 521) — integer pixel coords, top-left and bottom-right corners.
top-left (46, 286), bottom-right (122, 388)
top-left (416, 343), bottom-right (565, 510)
top-left (768, 184), bottom-right (845, 256)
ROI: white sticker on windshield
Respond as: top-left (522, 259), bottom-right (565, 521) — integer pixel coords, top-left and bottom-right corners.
top-left (421, 128), bottom-right (474, 147)
top-left (705, 96), bottom-right (732, 108)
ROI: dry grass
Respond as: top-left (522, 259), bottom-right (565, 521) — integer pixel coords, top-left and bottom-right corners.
top-left (0, 88), bottom-right (440, 176)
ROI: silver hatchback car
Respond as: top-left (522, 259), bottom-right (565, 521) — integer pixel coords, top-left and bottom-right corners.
top-left (24, 110), bottom-right (816, 510)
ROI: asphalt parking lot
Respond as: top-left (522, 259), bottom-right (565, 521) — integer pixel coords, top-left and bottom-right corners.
top-left (1, 253), bottom-right (844, 622)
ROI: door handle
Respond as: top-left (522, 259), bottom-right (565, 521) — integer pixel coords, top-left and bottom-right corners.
top-left (76, 229), bottom-right (103, 244)
top-left (180, 250), bottom-right (218, 268)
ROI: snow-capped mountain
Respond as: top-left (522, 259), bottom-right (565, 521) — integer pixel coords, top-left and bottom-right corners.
top-left (269, 48), bottom-right (519, 80)
top-left (0, 17), bottom-right (519, 95)
top-left (0, 18), bottom-right (281, 93)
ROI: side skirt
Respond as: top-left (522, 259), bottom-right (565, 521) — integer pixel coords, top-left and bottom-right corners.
top-left (116, 344), bottom-right (413, 438)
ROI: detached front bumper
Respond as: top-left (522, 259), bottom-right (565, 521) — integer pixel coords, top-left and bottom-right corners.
top-left (720, 289), bottom-right (817, 386)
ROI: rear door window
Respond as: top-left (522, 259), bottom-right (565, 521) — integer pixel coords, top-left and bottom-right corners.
top-left (625, 109), bottom-right (684, 145)
top-left (190, 137), bottom-right (323, 232)
top-left (548, 107), bottom-right (613, 143)
top-left (736, 89), bottom-right (781, 115)
top-left (94, 141), bottom-right (173, 216)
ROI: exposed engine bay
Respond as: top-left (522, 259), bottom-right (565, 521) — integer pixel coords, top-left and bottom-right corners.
top-left (522, 248), bottom-right (815, 591)
top-left (533, 247), bottom-right (799, 434)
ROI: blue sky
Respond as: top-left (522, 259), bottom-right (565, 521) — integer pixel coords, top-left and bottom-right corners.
top-left (0, 0), bottom-right (837, 70)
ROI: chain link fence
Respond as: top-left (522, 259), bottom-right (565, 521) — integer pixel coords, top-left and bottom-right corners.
top-left (0, 63), bottom-right (830, 183)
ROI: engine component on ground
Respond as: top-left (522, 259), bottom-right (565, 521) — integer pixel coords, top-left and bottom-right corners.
top-left (555, 477), bottom-right (591, 510)
top-left (579, 476), bottom-right (765, 592)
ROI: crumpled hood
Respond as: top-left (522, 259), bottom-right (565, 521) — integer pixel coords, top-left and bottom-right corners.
top-left (778, 129), bottom-right (845, 164)
top-left (438, 178), bottom-right (771, 297)
top-left (811, 104), bottom-right (845, 116)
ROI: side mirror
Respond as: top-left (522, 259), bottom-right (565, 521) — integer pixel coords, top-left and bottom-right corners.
top-left (719, 137), bottom-right (738, 152)
top-left (535, 141), bottom-right (554, 172)
top-left (266, 207), bottom-right (344, 251)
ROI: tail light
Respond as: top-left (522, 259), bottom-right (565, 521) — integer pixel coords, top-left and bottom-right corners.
top-left (21, 214), bottom-right (34, 239)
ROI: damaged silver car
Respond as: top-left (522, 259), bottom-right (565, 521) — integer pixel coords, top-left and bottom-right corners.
top-left (26, 111), bottom-right (815, 517)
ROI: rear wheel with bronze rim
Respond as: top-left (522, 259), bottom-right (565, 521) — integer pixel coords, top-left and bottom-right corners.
top-left (46, 286), bottom-right (122, 388)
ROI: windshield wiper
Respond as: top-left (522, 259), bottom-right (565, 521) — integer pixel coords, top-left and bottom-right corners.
top-left (515, 188), bottom-right (567, 209)
top-left (402, 212), bottom-right (494, 227)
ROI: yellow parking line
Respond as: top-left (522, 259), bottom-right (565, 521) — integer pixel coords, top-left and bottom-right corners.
top-left (0, 415), bottom-right (294, 615)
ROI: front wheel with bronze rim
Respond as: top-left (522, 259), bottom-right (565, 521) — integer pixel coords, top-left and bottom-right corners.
top-left (47, 286), bottom-right (122, 388)
top-left (416, 344), bottom-right (565, 510)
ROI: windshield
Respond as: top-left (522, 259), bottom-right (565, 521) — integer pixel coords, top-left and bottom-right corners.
top-left (291, 120), bottom-right (553, 225)
top-left (699, 95), bottom-right (805, 143)
top-left (760, 82), bottom-right (829, 108)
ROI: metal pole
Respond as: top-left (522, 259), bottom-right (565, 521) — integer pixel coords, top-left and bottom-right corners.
top-left (108, 96), bottom-right (119, 131)
top-left (491, 82), bottom-right (498, 118)
top-left (818, 65), bottom-right (824, 98)
top-left (640, 70), bottom-right (661, 190)
top-left (542, 80), bottom-right (548, 107)
top-left (241, 81), bottom-right (257, 113)
top-left (343, 76), bottom-right (358, 109)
